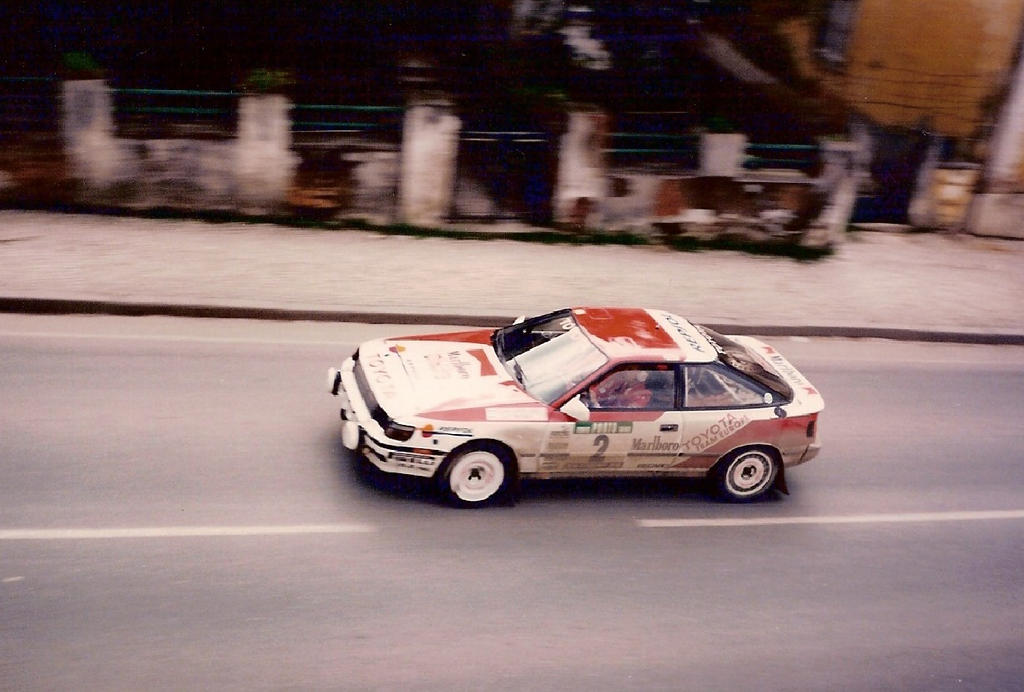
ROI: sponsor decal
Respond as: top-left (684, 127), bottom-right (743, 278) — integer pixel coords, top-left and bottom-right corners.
top-left (545, 428), bottom-right (571, 454)
top-left (680, 413), bottom-right (749, 454)
top-left (439, 425), bottom-right (473, 436)
top-left (411, 349), bottom-right (494, 381)
top-left (447, 350), bottom-right (473, 379)
top-left (765, 353), bottom-right (817, 395)
top-left (466, 348), bottom-right (497, 377)
top-left (631, 435), bottom-right (680, 453)
top-left (659, 312), bottom-right (708, 354)
top-left (364, 354), bottom-right (398, 398)
top-left (693, 324), bottom-right (726, 355)
top-left (485, 407), bottom-right (548, 422)
top-left (574, 421), bottom-right (633, 434)
top-left (390, 452), bottom-right (439, 472)
top-left (562, 461), bottom-right (624, 471)
top-left (421, 424), bottom-right (473, 438)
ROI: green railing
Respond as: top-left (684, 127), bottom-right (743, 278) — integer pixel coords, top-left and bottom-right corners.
top-left (111, 88), bottom-right (404, 140)
top-left (606, 136), bottom-right (819, 173)
top-left (290, 103), bottom-right (401, 142)
top-left (744, 142), bottom-right (819, 171)
top-left (606, 132), bottom-right (700, 168)
top-left (460, 130), bottom-right (549, 143)
top-left (291, 104), bottom-right (402, 136)
top-left (113, 87), bottom-right (239, 137)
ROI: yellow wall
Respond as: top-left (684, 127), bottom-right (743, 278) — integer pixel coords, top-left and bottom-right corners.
top-left (782, 0), bottom-right (1024, 138)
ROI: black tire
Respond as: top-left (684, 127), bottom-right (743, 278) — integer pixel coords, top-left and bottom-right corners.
top-left (436, 441), bottom-right (517, 508)
top-left (711, 447), bottom-right (780, 502)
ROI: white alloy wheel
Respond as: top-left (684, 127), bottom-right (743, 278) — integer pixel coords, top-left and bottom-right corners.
top-left (449, 450), bottom-right (505, 503)
top-left (439, 442), bottom-right (516, 507)
top-left (715, 448), bottom-right (778, 501)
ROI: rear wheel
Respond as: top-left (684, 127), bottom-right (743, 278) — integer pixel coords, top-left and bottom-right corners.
top-left (712, 447), bottom-right (779, 502)
top-left (437, 441), bottom-right (516, 508)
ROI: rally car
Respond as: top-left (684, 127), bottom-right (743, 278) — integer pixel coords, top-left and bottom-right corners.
top-left (327, 307), bottom-right (823, 507)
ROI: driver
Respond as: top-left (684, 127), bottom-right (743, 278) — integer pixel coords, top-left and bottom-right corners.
top-left (590, 369), bottom-right (652, 409)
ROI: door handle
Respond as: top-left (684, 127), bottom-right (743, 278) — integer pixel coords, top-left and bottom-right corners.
top-left (660, 424), bottom-right (678, 432)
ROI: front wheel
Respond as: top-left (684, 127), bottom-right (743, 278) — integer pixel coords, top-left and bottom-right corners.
top-left (711, 447), bottom-right (779, 502)
top-left (437, 441), bottom-right (517, 508)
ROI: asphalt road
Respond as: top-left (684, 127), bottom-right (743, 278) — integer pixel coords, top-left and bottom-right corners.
top-left (2, 315), bottom-right (1023, 691)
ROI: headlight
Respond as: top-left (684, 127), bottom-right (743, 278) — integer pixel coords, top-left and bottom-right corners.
top-left (384, 420), bottom-right (415, 442)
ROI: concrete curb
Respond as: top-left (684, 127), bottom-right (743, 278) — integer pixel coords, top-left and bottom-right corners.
top-left (3, 296), bottom-right (1024, 345)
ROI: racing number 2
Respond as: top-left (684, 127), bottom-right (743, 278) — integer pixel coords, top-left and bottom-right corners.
top-left (590, 434), bottom-right (609, 462)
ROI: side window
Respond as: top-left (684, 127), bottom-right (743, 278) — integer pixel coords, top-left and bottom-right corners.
top-left (684, 365), bottom-right (771, 409)
top-left (587, 365), bottom-right (677, 410)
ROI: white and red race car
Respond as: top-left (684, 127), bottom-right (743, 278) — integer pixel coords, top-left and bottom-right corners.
top-left (327, 307), bottom-right (823, 506)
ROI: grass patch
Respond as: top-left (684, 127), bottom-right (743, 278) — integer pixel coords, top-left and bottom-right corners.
top-left (664, 232), bottom-right (833, 260)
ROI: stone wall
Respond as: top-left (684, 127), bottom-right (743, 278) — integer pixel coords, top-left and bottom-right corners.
top-left (2, 81), bottom-right (863, 247)
top-left (596, 135), bottom-right (859, 247)
top-left (60, 80), bottom-right (298, 214)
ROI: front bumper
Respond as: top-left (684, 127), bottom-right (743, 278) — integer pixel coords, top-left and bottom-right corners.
top-left (330, 357), bottom-right (443, 478)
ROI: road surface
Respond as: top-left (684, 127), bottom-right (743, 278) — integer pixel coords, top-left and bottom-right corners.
top-left (2, 315), bottom-right (1022, 691)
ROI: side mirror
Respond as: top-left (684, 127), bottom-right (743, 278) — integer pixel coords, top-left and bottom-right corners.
top-left (561, 394), bottom-right (590, 421)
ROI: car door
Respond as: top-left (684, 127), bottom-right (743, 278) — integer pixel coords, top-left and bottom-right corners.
top-left (675, 363), bottom-right (776, 473)
top-left (561, 364), bottom-right (683, 474)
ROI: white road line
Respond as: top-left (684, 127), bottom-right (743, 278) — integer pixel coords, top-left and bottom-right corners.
top-left (638, 509), bottom-right (1024, 528)
top-left (0, 524), bottom-right (377, 540)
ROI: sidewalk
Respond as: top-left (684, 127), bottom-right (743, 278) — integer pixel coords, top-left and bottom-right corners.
top-left (1, 210), bottom-right (1022, 342)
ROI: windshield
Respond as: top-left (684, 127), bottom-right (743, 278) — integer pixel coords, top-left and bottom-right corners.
top-left (493, 311), bottom-right (608, 404)
top-left (696, 325), bottom-right (794, 400)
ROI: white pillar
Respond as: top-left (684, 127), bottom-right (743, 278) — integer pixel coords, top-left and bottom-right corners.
top-left (235, 94), bottom-right (298, 213)
top-left (61, 80), bottom-right (129, 188)
top-left (985, 38), bottom-right (1024, 191)
top-left (555, 109), bottom-right (607, 227)
top-left (399, 100), bottom-right (461, 226)
top-left (812, 139), bottom-right (862, 244)
top-left (699, 132), bottom-right (747, 177)
top-left (968, 34), bottom-right (1024, 237)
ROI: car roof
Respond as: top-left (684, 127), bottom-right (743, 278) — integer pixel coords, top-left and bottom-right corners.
top-left (570, 307), bottom-right (717, 363)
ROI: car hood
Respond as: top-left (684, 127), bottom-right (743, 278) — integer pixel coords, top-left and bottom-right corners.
top-left (359, 336), bottom-right (542, 418)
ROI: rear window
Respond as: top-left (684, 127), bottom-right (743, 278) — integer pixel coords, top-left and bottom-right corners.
top-left (696, 326), bottom-right (793, 401)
